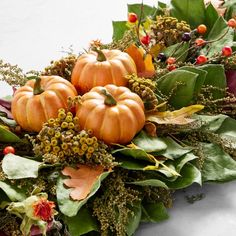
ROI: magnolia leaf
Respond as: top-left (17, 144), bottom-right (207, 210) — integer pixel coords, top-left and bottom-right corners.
top-left (112, 21), bottom-right (128, 41)
top-left (62, 164), bottom-right (104, 201)
top-left (2, 154), bottom-right (42, 179)
top-left (57, 170), bottom-right (110, 217)
top-left (205, 3), bottom-right (220, 35)
top-left (64, 206), bottom-right (99, 236)
top-left (201, 143), bottom-right (236, 182)
top-left (129, 179), bottom-right (168, 189)
top-left (141, 202), bottom-right (169, 223)
top-left (146, 105), bottom-right (204, 125)
top-left (0, 125), bottom-right (21, 143)
top-left (0, 181), bottom-right (26, 202)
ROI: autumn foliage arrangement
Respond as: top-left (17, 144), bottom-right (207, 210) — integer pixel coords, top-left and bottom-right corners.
top-left (1, 0), bottom-right (236, 235)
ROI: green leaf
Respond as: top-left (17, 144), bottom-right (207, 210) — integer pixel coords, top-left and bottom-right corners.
top-left (224, 0), bottom-right (236, 20)
top-left (0, 116), bottom-right (17, 127)
top-left (64, 206), bottom-right (99, 236)
top-left (166, 163), bottom-right (202, 189)
top-left (201, 143), bottom-right (236, 182)
top-left (57, 171), bottom-right (110, 217)
top-left (202, 17), bottom-right (234, 57)
top-left (141, 202), bottom-right (169, 223)
top-left (132, 131), bottom-right (167, 153)
top-left (117, 156), bottom-right (148, 170)
top-left (157, 137), bottom-right (193, 159)
top-left (163, 42), bottom-right (189, 62)
top-left (128, 4), bottom-right (157, 19)
top-left (129, 179), bottom-right (168, 189)
top-left (170, 0), bottom-right (206, 28)
top-left (199, 64), bottom-right (227, 99)
top-left (0, 181), bottom-right (26, 201)
top-left (112, 21), bottom-right (128, 41)
top-left (0, 125), bottom-right (21, 143)
top-left (2, 154), bottom-right (42, 179)
top-left (125, 202), bottom-right (142, 236)
top-left (178, 66), bottom-right (207, 97)
top-left (205, 3), bottom-right (219, 36)
top-left (157, 70), bottom-right (198, 108)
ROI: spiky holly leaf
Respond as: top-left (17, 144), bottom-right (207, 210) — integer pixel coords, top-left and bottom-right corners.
top-left (62, 164), bottom-right (104, 201)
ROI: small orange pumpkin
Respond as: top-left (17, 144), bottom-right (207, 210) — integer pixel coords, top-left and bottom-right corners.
top-left (71, 49), bottom-right (137, 94)
top-left (11, 75), bottom-right (77, 132)
top-left (76, 84), bottom-right (145, 144)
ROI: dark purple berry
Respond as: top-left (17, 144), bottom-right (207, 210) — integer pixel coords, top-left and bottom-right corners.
top-left (182, 32), bottom-right (191, 42)
top-left (157, 53), bottom-right (167, 62)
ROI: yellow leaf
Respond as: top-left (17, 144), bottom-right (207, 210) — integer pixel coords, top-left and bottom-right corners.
top-left (146, 105), bottom-right (204, 125)
top-left (62, 164), bottom-right (104, 201)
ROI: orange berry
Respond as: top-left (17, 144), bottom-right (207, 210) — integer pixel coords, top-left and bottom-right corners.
top-left (222, 46), bottom-right (233, 57)
top-left (197, 24), bottom-right (207, 34)
top-left (167, 65), bottom-right (176, 71)
top-left (128, 13), bottom-right (138, 23)
top-left (140, 35), bottom-right (150, 45)
top-left (167, 57), bottom-right (176, 65)
top-left (195, 38), bottom-right (206, 46)
top-left (227, 18), bottom-right (236, 28)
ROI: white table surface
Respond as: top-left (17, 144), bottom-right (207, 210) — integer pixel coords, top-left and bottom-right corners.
top-left (0, 1), bottom-right (236, 235)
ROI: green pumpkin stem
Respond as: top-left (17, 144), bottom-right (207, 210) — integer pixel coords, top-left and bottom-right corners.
top-left (101, 89), bottom-right (117, 106)
top-left (33, 76), bottom-right (44, 95)
top-left (92, 47), bottom-right (106, 62)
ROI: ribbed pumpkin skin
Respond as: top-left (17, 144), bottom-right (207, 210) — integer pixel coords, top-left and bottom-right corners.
top-left (76, 84), bottom-right (145, 145)
top-left (11, 76), bottom-right (77, 132)
top-left (71, 49), bottom-right (137, 94)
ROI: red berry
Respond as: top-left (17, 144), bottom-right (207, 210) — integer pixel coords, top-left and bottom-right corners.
top-left (128, 13), bottom-right (138, 23)
top-left (195, 38), bottom-right (206, 46)
top-left (227, 18), bottom-right (236, 28)
top-left (167, 65), bottom-right (176, 71)
top-left (222, 46), bottom-right (233, 57)
top-left (167, 57), bottom-right (176, 65)
top-left (140, 35), bottom-right (150, 45)
top-left (196, 55), bottom-right (208, 64)
top-left (197, 24), bottom-right (207, 34)
top-left (3, 146), bottom-right (15, 155)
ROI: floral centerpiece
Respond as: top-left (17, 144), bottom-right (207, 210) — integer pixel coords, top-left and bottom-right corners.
top-left (0, 0), bottom-right (236, 235)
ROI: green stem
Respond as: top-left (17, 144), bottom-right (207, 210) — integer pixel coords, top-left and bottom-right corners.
top-left (101, 89), bottom-right (117, 106)
top-left (33, 76), bottom-right (44, 95)
top-left (92, 47), bottom-right (106, 62)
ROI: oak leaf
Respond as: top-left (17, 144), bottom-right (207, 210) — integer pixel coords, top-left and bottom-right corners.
top-left (61, 164), bottom-right (104, 201)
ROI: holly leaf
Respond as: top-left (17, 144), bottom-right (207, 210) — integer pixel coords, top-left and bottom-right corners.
top-left (146, 105), bottom-right (204, 125)
top-left (62, 164), bottom-right (104, 201)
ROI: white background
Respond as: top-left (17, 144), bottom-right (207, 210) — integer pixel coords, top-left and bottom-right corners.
top-left (0, 1), bottom-right (236, 235)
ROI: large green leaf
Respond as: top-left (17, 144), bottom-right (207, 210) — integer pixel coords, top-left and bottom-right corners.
top-left (166, 163), bottom-right (202, 189)
top-left (132, 131), bottom-right (167, 153)
top-left (0, 125), bottom-right (21, 143)
top-left (201, 143), bottom-right (236, 182)
top-left (157, 70), bottom-right (198, 108)
top-left (202, 17), bottom-right (234, 57)
top-left (117, 156), bottom-right (149, 170)
top-left (112, 21), bottom-right (128, 41)
top-left (178, 66), bottom-right (207, 97)
top-left (128, 3), bottom-right (157, 19)
top-left (125, 202), bottom-right (142, 236)
top-left (205, 3), bottom-right (219, 36)
top-left (199, 64), bottom-right (227, 99)
top-left (64, 206), bottom-right (99, 236)
top-left (0, 181), bottom-right (26, 201)
top-left (163, 42), bottom-right (189, 62)
top-left (170, 0), bottom-right (206, 28)
top-left (2, 154), bottom-right (42, 179)
top-left (141, 202), bottom-right (169, 223)
top-left (57, 171), bottom-right (110, 217)
top-left (129, 179), bottom-right (168, 189)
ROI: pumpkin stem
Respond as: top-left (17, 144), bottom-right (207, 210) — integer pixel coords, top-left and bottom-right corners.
top-left (92, 47), bottom-right (107, 62)
top-left (101, 89), bottom-right (117, 106)
top-left (33, 76), bottom-right (44, 95)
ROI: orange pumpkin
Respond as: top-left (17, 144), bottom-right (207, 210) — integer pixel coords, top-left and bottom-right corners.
top-left (11, 76), bottom-right (77, 132)
top-left (76, 84), bottom-right (145, 144)
top-left (71, 49), bottom-right (137, 94)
